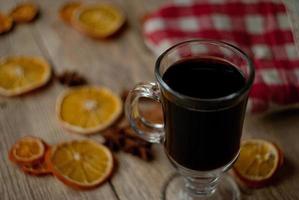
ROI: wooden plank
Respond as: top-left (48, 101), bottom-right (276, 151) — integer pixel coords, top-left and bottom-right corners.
top-left (0, 0), bottom-right (117, 199)
top-left (31, 0), bottom-right (156, 90)
top-left (111, 148), bottom-right (174, 200)
top-left (27, 0), bottom-right (176, 199)
top-left (96, 2), bottom-right (179, 200)
top-left (241, 113), bottom-right (299, 200)
top-left (29, 0), bottom-right (175, 199)
top-left (242, 2), bottom-right (299, 198)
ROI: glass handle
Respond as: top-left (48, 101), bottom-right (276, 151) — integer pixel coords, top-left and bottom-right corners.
top-left (125, 82), bottom-right (164, 143)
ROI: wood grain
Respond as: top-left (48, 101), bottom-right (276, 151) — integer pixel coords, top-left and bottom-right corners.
top-left (0, 0), bottom-right (299, 200)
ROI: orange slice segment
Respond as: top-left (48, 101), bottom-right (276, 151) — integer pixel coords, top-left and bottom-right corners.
top-left (0, 13), bottom-right (13, 34)
top-left (71, 4), bottom-right (125, 38)
top-left (233, 139), bottom-right (283, 188)
top-left (0, 56), bottom-right (51, 96)
top-left (46, 139), bottom-right (113, 189)
top-left (9, 136), bottom-right (46, 165)
top-left (57, 86), bottom-right (122, 134)
top-left (59, 2), bottom-right (82, 25)
top-left (10, 3), bottom-right (38, 23)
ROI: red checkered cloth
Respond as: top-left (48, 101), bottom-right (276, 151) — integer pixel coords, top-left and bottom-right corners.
top-left (143, 0), bottom-right (299, 113)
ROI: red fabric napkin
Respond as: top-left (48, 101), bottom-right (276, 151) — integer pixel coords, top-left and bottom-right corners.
top-left (143, 0), bottom-right (299, 113)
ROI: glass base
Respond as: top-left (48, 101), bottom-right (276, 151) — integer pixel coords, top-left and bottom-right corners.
top-left (161, 173), bottom-right (241, 200)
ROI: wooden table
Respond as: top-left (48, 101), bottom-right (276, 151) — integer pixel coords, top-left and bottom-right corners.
top-left (1, 0), bottom-right (299, 199)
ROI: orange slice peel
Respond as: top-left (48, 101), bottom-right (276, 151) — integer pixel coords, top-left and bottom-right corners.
top-left (59, 2), bottom-right (82, 25)
top-left (46, 139), bottom-right (114, 189)
top-left (21, 162), bottom-right (52, 176)
top-left (71, 3), bottom-right (125, 38)
top-left (10, 3), bottom-right (39, 23)
top-left (0, 56), bottom-right (52, 97)
top-left (56, 86), bottom-right (122, 134)
top-left (9, 136), bottom-right (46, 165)
top-left (233, 138), bottom-right (283, 188)
top-left (0, 13), bottom-right (13, 34)
top-left (20, 145), bottom-right (52, 176)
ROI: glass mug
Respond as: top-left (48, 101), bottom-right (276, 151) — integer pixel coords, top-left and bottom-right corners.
top-left (125, 40), bottom-right (254, 200)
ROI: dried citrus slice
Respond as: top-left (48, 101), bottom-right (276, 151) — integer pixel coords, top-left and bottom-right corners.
top-left (0, 13), bottom-right (13, 34)
top-left (21, 162), bottom-right (51, 176)
top-left (59, 2), bottom-right (82, 25)
top-left (9, 136), bottom-right (46, 165)
top-left (233, 139), bottom-right (283, 188)
top-left (20, 146), bottom-right (52, 176)
top-left (21, 159), bottom-right (52, 176)
top-left (71, 3), bottom-right (125, 38)
top-left (57, 86), bottom-right (122, 134)
top-left (46, 139), bottom-right (113, 189)
top-left (10, 3), bottom-right (38, 23)
top-left (0, 56), bottom-right (51, 96)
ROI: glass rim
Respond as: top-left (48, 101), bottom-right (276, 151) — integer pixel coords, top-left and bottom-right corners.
top-left (155, 39), bottom-right (255, 103)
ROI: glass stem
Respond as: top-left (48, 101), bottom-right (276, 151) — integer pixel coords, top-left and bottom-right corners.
top-left (183, 175), bottom-right (220, 197)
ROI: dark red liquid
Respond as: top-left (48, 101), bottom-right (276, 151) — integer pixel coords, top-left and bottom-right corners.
top-left (161, 58), bottom-right (248, 171)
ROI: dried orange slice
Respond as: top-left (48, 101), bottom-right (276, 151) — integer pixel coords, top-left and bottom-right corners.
top-left (10, 3), bottom-right (38, 23)
top-left (0, 56), bottom-right (51, 96)
top-left (46, 139), bottom-right (113, 189)
top-left (21, 159), bottom-right (52, 176)
top-left (20, 146), bottom-right (52, 176)
top-left (21, 163), bottom-right (51, 176)
top-left (71, 4), bottom-right (125, 38)
top-left (57, 86), bottom-right (122, 134)
top-left (59, 2), bottom-right (82, 25)
top-left (0, 13), bottom-right (13, 34)
top-left (9, 136), bottom-right (46, 165)
top-left (233, 139), bottom-right (283, 188)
